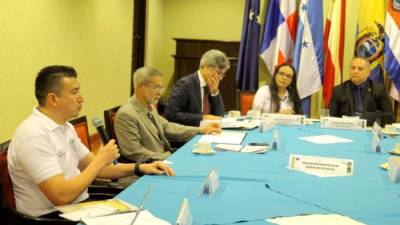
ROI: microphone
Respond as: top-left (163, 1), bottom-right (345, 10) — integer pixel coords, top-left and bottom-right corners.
top-left (92, 117), bottom-right (118, 165)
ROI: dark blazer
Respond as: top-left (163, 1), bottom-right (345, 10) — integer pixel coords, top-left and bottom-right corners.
top-left (329, 79), bottom-right (393, 125)
top-left (165, 72), bottom-right (225, 126)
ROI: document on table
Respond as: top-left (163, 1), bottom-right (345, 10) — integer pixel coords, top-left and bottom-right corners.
top-left (298, 135), bottom-right (353, 144)
top-left (215, 144), bottom-right (269, 154)
top-left (81, 210), bottom-right (171, 225)
top-left (267, 213), bottom-right (366, 225)
top-left (199, 131), bottom-right (246, 144)
top-left (56, 199), bottom-right (136, 221)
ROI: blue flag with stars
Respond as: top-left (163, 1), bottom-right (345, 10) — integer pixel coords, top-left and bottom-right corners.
top-left (236, 0), bottom-right (261, 91)
top-left (293, 0), bottom-right (324, 117)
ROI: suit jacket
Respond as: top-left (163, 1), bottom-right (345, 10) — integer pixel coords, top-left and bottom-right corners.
top-left (329, 79), bottom-right (393, 125)
top-left (164, 72), bottom-right (225, 126)
top-left (115, 96), bottom-right (199, 162)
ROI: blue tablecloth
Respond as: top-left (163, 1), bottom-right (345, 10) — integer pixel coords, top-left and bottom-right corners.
top-left (116, 123), bottom-right (400, 225)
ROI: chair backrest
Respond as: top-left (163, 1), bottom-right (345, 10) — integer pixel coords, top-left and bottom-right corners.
top-left (104, 106), bottom-right (121, 143)
top-left (0, 140), bottom-right (16, 209)
top-left (237, 90), bottom-right (256, 115)
top-left (69, 116), bottom-right (91, 150)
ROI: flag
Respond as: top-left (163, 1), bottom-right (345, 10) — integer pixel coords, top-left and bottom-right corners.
top-left (260, 0), bottom-right (297, 75)
top-left (354, 0), bottom-right (385, 83)
top-left (293, 0), bottom-right (324, 117)
top-left (323, 0), bottom-right (346, 108)
top-left (236, 0), bottom-right (261, 91)
top-left (385, 0), bottom-right (400, 101)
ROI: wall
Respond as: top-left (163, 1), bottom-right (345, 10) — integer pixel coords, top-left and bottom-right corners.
top-left (0, 0), bottom-right (133, 142)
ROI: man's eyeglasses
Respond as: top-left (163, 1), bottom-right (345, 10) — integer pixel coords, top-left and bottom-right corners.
top-left (277, 71), bottom-right (294, 80)
top-left (210, 66), bottom-right (226, 80)
top-left (144, 83), bottom-right (164, 92)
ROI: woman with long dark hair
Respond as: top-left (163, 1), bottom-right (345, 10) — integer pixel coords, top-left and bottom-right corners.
top-left (252, 63), bottom-right (302, 114)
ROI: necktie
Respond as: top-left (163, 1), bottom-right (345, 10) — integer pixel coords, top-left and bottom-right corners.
top-left (203, 86), bottom-right (210, 114)
top-left (354, 87), bottom-right (363, 114)
top-left (147, 110), bottom-right (171, 151)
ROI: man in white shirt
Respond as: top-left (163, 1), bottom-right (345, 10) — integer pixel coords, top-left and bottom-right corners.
top-left (7, 65), bottom-right (175, 217)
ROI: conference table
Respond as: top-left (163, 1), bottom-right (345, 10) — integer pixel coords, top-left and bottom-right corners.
top-left (116, 122), bottom-right (400, 225)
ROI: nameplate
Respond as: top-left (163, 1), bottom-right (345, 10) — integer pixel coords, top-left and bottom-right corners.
top-left (371, 132), bottom-right (382, 153)
top-left (259, 117), bottom-right (275, 132)
top-left (176, 198), bottom-right (193, 225)
top-left (201, 169), bottom-right (220, 195)
top-left (272, 129), bottom-right (279, 150)
top-left (388, 157), bottom-right (400, 183)
top-left (263, 113), bottom-right (306, 126)
top-left (372, 122), bottom-right (383, 138)
top-left (320, 117), bottom-right (367, 130)
top-left (288, 154), bottom-right (354, 176)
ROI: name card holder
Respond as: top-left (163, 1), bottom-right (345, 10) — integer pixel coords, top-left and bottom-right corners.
top-left (201, 169), bottom-right (220, 196)
top-left (272, 129), bottom-right (279, 150)
top-left (388, 157), bottom-right (400, 183)
top-left (176, 198), bottom-right (193, 225)
top-left (288, 154), bottom-right (354, 176)
top-left (320, 117), bottom-right (367, 130)
top-left (371, 131), bottom-right (382, 153)
top-left (372, 122), bottom-right (383, 139)
top-left (263, 113), bottom-right (306, 126)
top-left (259, 117), bottom-right (275, 132)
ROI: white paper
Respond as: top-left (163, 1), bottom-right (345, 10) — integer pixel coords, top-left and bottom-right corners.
top-left (267, 213), bottom-right (366, 225)
top-left (199, 131), bottom-right (246, 145)
top-left (241, 145), bottom-right (268, 153)
top-left (81, 210), bottom-right (171, 225)
top-left (298, 135), bottom-right (353, 144)
top-left (220, 118), bottom-right (259, 129)
top-left (215, 144), bottom-right (243, 152)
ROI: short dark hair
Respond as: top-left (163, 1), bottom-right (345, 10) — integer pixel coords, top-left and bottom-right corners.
top-left (35, 65), bottom-right (77, 106)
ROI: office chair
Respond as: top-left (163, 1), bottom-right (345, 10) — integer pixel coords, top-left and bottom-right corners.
top-left (104, 106), bottom-right (121, 144)
top-left (69, 116), bottom-right (126, 191)
top-left (236, 89), bottom-right (256, 115)
top-left (0, 140), bottom-right (76, 225)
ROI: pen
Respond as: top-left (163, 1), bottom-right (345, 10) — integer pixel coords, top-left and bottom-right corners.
top-left (130, 188), bottom-right (152, 225)
top-left (88, 209), bottom-right (137, 218)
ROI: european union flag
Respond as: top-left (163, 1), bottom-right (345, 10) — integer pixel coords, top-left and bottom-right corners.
top-left (236, 0), bottom-right (260, 91)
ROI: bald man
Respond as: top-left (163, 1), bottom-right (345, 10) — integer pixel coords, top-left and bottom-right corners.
top-left (329, 57), bottom-right (393, 125)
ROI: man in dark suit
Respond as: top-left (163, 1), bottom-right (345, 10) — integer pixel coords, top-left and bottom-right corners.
top-left (329, 57), bottom-right (393, 126)
top-left (165, 49), bottom-right (230, 126)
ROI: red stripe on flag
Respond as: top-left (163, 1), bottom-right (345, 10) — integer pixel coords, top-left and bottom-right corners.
top-left (323, 49), bottom-right (335, 107)
top-left (286, 12), bottom-right (298, 41)
top-left (388, 0), bottom-right (400, 29)
top-left (339, 0), bottom-right (346, 73)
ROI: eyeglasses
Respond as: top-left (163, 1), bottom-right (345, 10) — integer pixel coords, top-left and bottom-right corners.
top-left (277, 71), bottom-right (294, 80)
top-left (210, 66), bottom-right (226, 80)
top-left (144, 83), bottom-right (164, 92)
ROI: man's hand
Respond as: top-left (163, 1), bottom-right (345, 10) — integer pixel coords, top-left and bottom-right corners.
top-left (94, 139), bottom-right (120, 167)
top-left (206, 73), bottom-right (220, 95)
top-left (139, 161), bottom-right (175, 176)
top-left (279, 108), bottom-right (295, 115)
top-left (203, 114), bottom-right (222, 121)
top-left (199, 122), bottom-right (221, 134)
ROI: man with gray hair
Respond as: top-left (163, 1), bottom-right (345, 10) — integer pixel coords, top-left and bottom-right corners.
top-left (165, 49), bottom-right (230, 126)
top-left (115, 67), bottom-right (220, 162)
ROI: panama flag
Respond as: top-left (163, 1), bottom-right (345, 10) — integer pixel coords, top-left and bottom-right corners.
top-left (260, 0), bottom-right (297, 75)
top-left (385, 0), bottom-right (400, 101)
top-left (293, 0), bottom-right (324, 116)
top-left (323, 0), bottom-right (346, 107)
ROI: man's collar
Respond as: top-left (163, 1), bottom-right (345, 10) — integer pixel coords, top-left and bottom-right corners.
top-left (33, 108), bottom-right (64, 131)
top-left (197, 70), bottom-right (206, 87)
top-left (130, 95), bottom-right (151, 113)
